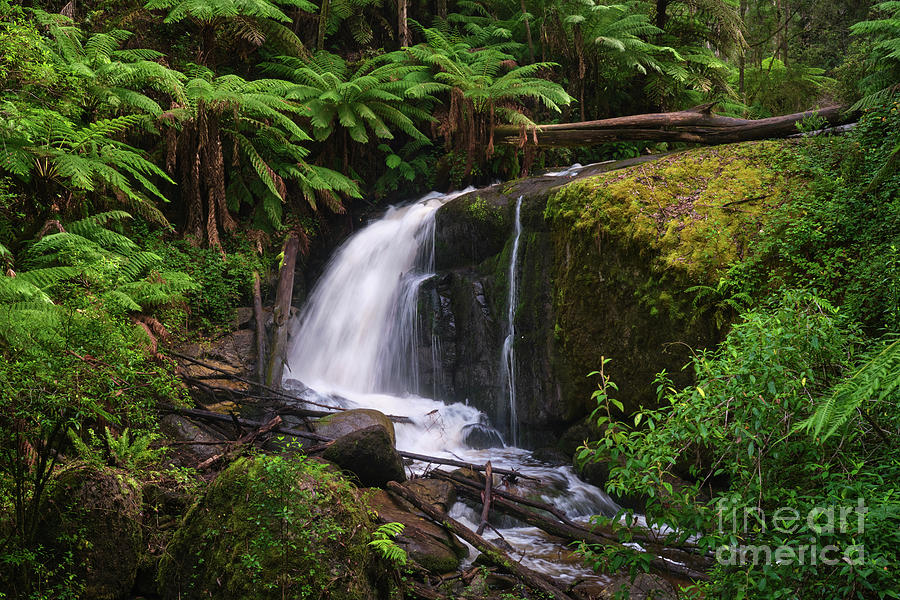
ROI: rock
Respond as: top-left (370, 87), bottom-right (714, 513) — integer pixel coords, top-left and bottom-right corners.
top-left (402, 479), bottom-right (457, 513)
top-left (323, 425), bottom-right (407, 488)
top-left (589, 573), bottom-right (678, 600)
top-left (531, 447), bottom-right (570, 465)
top-left (461, 422), bottom-right (505, 449)
top-left (158, 455), bottom-right (380, 600)
top-left (369, 489), bottom-right (468, 573)
top-left (39, 465), bottom-right (143, 600)
top-left (315, 408), bottom-right (396, 445)
top-left (232, 306), bottom-right (254, 329)
top-left (159, 414), bottom-right (226, 466)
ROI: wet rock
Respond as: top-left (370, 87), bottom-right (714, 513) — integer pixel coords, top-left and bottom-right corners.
top-left (369, 489), bottom-right (468, 573)
top-left (461, 422), bottom-right (505, 449)
top-left (322, 425), bottom-right (407, 488)
top-left (315, 408), bottom-right (396, 445)
top-left (158, 455), bottom-right (378, 600)
top-left (159, 414), bottom-right (227, 466)
top-left (402, 479), bottom-right (457, 513)
top-left (531, 447), bottom-right (570, 465)
top-left (590, 573), bottom-right (678, 600)
top-left (39, 465), bottom-right (143, 600)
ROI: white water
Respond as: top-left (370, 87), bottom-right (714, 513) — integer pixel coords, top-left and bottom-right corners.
top-left (499, 196), bottom-right (524, 446)
top-left (284, 186), bottom-right (619, 582)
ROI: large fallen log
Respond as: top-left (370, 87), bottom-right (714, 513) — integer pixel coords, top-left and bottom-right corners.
top-left (434, 471), bottom-right (711, 581)
top-left (387, 481), bottom-right (577, 600)
top-left (431, 470), bottom-right (702, 551)
top-left (494, 104), bottom-right (853, 148)
top-left (157, 407), bottom-right (526, 479)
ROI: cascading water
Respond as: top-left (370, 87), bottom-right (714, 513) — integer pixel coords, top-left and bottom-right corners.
top-left (284, 185), bottom-right (619, 582)
top-left (499, 195), bottom-right (524, 446)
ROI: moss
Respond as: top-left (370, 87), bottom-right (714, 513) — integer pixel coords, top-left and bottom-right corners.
top-left (158, 455), bottom-right (379, 600)
top-left (542, 142), bottom-right (805, 424)
top-left (39, 464), bottom-right (143, 600)
top-left (545, 141), bottom-right (801, 285)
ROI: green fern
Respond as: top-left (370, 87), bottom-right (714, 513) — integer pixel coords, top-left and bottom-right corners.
top-left (800, 338), bottom-right (900, 442)
top-left (368, 522), bottom-right (407, 566)
top-left (850, 1), bottom-right (900, 110)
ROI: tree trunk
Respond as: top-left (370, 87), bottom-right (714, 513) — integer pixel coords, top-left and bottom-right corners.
top-left (520, 0), bottom-right (535, 63)
top-left (494, 104), bottom-right (853, 148)
top-left (253, 271), bottom-right (267, 385)
top-left (398, 0), bottom-right (409, 47)
top-left (265, 233), bottom-right (299, 388)
top-left (317, 0), bottom-right (330, 51)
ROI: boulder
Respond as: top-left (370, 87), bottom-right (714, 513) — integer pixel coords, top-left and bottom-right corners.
top-left (461, 423), bottom-right (505, 449)
top-left (323, 425), bottom-right (407, 487)
top-left (369, 489), bottom-right (468, 573)
top-left (39, 465), bottom-right (143, 600)
top-left (315, 408), bottom-right (396, 445)
top-left (402, 479), bottom-right (457, 513)
top-left (159, 414), bottom-right (227, 466)
top-left (158, 455), bottom-right (379, 600)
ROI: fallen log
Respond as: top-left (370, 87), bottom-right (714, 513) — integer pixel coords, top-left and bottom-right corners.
top-left (167, 350), bottom-right (309, 398)
top-left (398, 450), bottom-right (539, 482)
top-left (494, 104), bottom-right (853, 148)
top-left (159, 407), bottom-right (509, 477)
top-left (431, 470), bottom-right (702, 551)
top-left (197, 415), bottom-right (282, 470)
top-left (439, 472), bottom-right (711, 581)
top-left (387, 481), bottom-right (577, 600)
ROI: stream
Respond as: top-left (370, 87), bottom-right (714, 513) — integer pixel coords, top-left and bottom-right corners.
top-left (282, 167), bottom-right (620, 583)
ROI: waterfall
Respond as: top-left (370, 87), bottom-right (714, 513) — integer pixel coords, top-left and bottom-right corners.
top-left (283, 186), bottom-right (620, 583)
top-left (285, 190), bottom-right (468, 394)
top-left (500, 196), bottom-right (524, 446)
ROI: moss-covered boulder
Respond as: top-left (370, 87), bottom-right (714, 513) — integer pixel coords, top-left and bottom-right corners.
top-left (39, 464), bottom-right (143, 600)
top-left (158, 455), bottom-right (380, 600)
top-left (322, 425), bottom-right (407, 487)
top-left (544, 141), bottom-right (802, 422)
top-left (315, 408), bottom-right (396, 445)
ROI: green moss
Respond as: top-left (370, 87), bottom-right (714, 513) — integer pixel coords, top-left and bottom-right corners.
top-left (545, 141), bottom-right (802, 284)
top-left (39, 464), bottom-right (143, 600)
top-left (540, 142), bottom-right (806, 423)
top-left (158, 455), bottom-right (378, 600)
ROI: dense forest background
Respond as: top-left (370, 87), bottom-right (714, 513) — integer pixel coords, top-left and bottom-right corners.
top-left (1, 0), bottom-right (899, 598)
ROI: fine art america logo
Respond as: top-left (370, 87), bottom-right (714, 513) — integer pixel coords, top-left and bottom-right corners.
top-left (715, 498), bottom-right (868, 566)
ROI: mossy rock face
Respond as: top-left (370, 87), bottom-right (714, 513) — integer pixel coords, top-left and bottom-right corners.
top-left (544, 141), bottom-right (802, 425)
top-left (39, 464), bottom-right (143, 600)
top-left (158, 455), bottom-right (379, 600)
top-left (434, 194), bottom-right (509, 271)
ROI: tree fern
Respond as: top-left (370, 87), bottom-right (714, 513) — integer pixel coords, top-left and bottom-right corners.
top-left (800, 338), bottom-right (900, 442)
top-left (850, 1), bottom-right (900, 111)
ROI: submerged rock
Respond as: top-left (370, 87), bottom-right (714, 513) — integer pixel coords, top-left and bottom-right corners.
top-left (158, 455), bottom-right (380, 600)
top-left (39, 464), bottom-right (143, 600)
top-left (461, 422), bottom-right (505, 449)
top-left (322, 425), bottom-right (407, 487)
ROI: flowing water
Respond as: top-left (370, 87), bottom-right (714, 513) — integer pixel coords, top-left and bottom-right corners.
top-left (284, 183), bottom-right (619, 583)
top-left (499, 196), bottom-right (523, 447)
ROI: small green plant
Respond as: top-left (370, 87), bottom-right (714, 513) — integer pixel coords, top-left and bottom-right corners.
top-left (368, 522), bottom-right (407, 566)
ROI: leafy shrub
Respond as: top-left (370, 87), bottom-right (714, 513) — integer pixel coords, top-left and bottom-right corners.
top-left (579, 290), bottom-right (900, 598)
